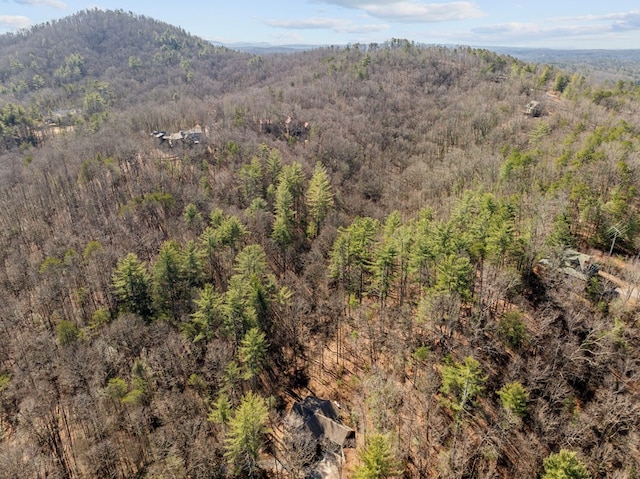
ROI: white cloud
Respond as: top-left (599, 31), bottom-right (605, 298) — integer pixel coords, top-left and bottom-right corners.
top-left (11, 0), bottom-right (67, 9)
top-left (0, 14), bottom-right (31, 29)
top-left (612, 12), bottom-right (640, 32)
top-left (573, 10), bottom-right (640, 32)
top-left (469, 9), bottom-right (640, 44)
top-left (473, 22), bottom-right (603, 38)
top-left (317, 0), bottom-right (485, 23)
top-left (550, 10), bottom-right (639, 24)
top-left (380, 8), bottom-right (634, 49)
top-left (267, 17), bottom-right (388, 34)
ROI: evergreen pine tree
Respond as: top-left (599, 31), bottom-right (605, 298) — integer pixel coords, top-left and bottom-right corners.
top-left (354, 434), bottom-right (403, 479)
top-left (224, 391), bottom-right (269, 477)
top-left (112, 252), bottom-right (153, 319)
top-left (306, 162), bottom-right (334, 238)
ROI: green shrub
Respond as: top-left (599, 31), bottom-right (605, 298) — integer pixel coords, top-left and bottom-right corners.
top-left (498, 310), bottom-right (528, 349)
top-left (497, 381), bottom-right (529, 418)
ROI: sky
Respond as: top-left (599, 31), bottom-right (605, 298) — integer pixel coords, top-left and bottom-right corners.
top-left (1, 0), bottom-right (640, 49)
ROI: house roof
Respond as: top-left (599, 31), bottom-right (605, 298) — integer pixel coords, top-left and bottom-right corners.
top-left (539, 249), bottom-right (598, 282)
top-left (184, 124), bottom-right (202, 134)
top-left (290, 396), bottom-right (355, 447)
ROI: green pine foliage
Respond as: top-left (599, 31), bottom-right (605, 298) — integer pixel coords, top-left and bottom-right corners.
top-left (329, 216), bottom-right (380, 300)
top-left (112, 253), bottom-right (153, 319)
top-left (497, 310), bottom-right (529, 349)
top-left (0, 374), bottom-right (10, 392)
top-left (435, 254), bottom-right (474, 301)
top-left (440, 356), bottom-right (487, 419)
top-left (183, 203), bottom-right (202, 228)
top-left (152, 240), bottom-right (185, 319)
top-left (542, 450), bottom-right (591, 479)
top-left (56, 320), bottom-right (80, 346)
top-left (208, 392), bottom-right (232, 425)
top-left (497, 381), bottom-right (529, 418)
top-left (354, 434), bottom-right (403, 479)
top-left (239, 327), bottom-right (268, 382)
top-left (183, 283), bottom-right (222, 342)
top-left (306, 162), bottom-right (334, 238)
top-left (224, 391), bottom-right (270, 477)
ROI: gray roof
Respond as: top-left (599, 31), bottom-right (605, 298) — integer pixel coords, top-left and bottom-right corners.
top-left (539, 249), bottom-right (598, 282)
top-left (291, 396), bottom-right (355, 447)
top-left (167, 132), bottom-right (184, 141)
top-left (183, 124), bottom-right (203, 135)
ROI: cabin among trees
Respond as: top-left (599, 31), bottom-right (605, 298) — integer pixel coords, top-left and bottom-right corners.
top-left (152, 124), bottom-right (206, 146)
top-left (258, 116), bottom-right (310, 141)
top-left (524, 100), bottom-right (541, 117)
top-left (281, 396), bottom-right (355, 478)
top-left (290, 396), bottom-right (355, 453)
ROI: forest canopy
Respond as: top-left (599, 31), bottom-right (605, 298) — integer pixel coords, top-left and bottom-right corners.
top-left (1, 9), bottom-right (640, 479)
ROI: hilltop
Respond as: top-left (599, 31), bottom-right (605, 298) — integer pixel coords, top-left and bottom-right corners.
top-left (1, 9), bottom-right (640, 479)
top-left (0, 9), bottom-right (246, 99)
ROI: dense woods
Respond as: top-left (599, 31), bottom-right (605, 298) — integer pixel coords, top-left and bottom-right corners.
top-left (2, 9), bottom-right (640, 479)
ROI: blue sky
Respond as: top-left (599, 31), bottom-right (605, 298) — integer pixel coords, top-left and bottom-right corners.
top-left (1, 0), bottom-right (640, 49)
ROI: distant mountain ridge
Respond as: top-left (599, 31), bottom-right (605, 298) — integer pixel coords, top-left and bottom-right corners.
top-left (216, 40), bottom-right (640, 81)
top-left (490, 46), bottom-right (640, 81)
top-left (211, 41), bottom-right (321, 54)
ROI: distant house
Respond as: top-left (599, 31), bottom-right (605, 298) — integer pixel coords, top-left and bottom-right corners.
top-left (183, 124), bottom-right (204, 144)
top-left (289, 396), bottom-right (355, 455)
top-left (167, 132), bottom-right (184, 141)
top-left (258, 117), bottom-right (310, 140)
top-left (539, 249), bottom-right (599, 281)
top-left (524, 100), bottom-right (542, 117)
top-left (151, 124), bottom-right (206, 147)
top-left (45, 108), bottom-right (80, 126)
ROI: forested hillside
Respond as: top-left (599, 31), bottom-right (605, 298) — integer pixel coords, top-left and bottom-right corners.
top-left (1, 9), bottom-right (640, 479)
